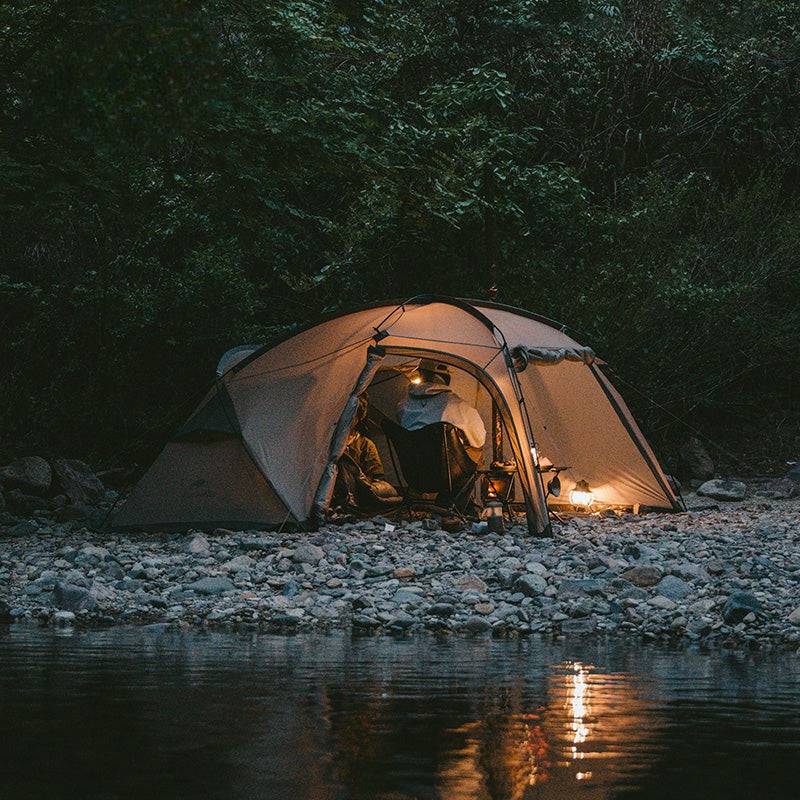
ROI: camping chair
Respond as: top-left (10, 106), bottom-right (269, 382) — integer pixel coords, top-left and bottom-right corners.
top-left (380, 419), bottom-right (480, 518)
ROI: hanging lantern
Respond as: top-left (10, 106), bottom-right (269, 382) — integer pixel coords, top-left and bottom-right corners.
top-left (569, 479), bottom-right (594, 509)
top-left (485, 499), bottom-right (505, 533)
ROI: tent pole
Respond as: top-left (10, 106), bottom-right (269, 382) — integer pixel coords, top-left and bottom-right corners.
top-left (492, 402), bottom-right (503, 463)
top-left (310, 345), bottom-right (386, 528)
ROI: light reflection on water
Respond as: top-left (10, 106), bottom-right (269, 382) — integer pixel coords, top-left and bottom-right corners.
top-left (1, 627), bottom-right (799, 800)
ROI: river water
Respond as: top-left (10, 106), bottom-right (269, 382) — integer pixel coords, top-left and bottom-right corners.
top-left (1, 626), bottom-right (798, 800)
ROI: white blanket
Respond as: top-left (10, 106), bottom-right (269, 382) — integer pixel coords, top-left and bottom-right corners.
top-left (397, 383), bottom-right (486, 448)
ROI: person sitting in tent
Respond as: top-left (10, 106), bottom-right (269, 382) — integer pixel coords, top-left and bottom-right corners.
top-left (333, 395), bottom-right (400, 511)
top-left (344, 395), bottom-right (384, 481)
top-left (397, 359), bottom-right (486, 465)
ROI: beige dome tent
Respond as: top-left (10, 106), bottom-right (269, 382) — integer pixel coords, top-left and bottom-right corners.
top-left (114, 296), bottom-right (679, 535)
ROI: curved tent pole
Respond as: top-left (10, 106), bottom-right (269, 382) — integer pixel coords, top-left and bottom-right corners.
top-left (310, 345), bottom-right (387, 528)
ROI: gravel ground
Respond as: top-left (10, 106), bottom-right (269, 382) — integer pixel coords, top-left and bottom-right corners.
top-left (1, 490), bottom-right (799, 650)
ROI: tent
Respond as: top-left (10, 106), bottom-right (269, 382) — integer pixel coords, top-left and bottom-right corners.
top-left (114, 296), bottom-right (680, 535)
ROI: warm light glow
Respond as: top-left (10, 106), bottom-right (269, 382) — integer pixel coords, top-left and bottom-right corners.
top-left (569, 480), bottom-right (594, 508)
top-left (530, 445), bottom-right (538, 462)
top-left (486, 500), bottom-right (503, 517)
top-left (410, 374), bottom-right (422, 384)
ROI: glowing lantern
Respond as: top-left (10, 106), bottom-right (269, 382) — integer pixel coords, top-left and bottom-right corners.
top-left (485, 499), bottom-right (504, 533)
top-left (569, 479), bottom-right (594, 509)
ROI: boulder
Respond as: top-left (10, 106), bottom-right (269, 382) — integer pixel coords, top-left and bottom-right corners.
top-left (722, 592), bottom-right (762, 624)
top-left (697, 478), bottom-right (746, 502)
top-left (185, 576), bottom-right (235, 595)
top-left (0, 456), bottom-right (52, 495)
top-left (291, 543), bottom-right (324, 564)
top-left (787, 607), bottom-right (800, 626)
top-left (51, 459), bottom-right (105, 505)
top-left (620, 565), bottom-right (662, 587)
top-left (513, 573), bottom-right (547, 597)
top-left (52, 581), bottom-right (97, 613)
top-left (679, 437), bottom-right (714, 480)
top-left (654, 575), bottom-right (692, 600)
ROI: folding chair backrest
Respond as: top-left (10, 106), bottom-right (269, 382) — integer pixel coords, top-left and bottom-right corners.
top-left (381, 419), bottom-right (476, 495)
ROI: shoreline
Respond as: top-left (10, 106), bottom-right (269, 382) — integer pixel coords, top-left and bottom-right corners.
top-left (2, 493), bottom-right (799, 652)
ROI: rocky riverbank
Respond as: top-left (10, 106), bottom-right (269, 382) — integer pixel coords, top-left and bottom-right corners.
top-left (2, 488), bottom-right (800, 650)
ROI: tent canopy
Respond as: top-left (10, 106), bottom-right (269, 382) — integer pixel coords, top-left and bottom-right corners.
top-left (115, 296), bottom-right (679, 533)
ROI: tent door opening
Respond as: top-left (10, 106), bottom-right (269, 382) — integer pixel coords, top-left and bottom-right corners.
top-left (318, 345), bottom-right (547, 534)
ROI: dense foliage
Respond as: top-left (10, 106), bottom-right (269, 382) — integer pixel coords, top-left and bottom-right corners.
top-left (2, 1), bottom-right (799, 470)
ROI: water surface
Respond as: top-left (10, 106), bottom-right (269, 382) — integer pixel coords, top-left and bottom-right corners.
top-left (1, 626), bottom-right (798, 799)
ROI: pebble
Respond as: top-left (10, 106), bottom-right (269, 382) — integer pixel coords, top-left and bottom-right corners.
top-left (0, 490), bottom-right (798, 649)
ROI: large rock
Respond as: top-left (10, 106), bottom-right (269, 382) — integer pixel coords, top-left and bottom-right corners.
top-left (0, 456), bottom-right (52, 495)
top-left (679, 436), bottom-right (714, 480)
top-left (655, 575), bottom-right (692, 600)
top-left (787, 607), bottom-right (800, 626)
top-left (620, 565), bottom-right (662, 587)
top-left (52, 581), bottom-right (97, 613)
top-left (185, 576), bottom-right (235, 595)
top-left (51, 459), bottom-right (105, 505)
top-left (722, 592), bottom-right (762, 624)
top-left (291, 543), bottom-right (324, 564)
top-left (697, 478), bottom-right (746, 502)
top-left (513, 573), bottom-right (547, 597)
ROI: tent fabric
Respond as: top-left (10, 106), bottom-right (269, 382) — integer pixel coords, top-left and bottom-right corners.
top-left (114, 297), bottom-right (679, 532)
top-left (113, 437), bottom-right (290, 529)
